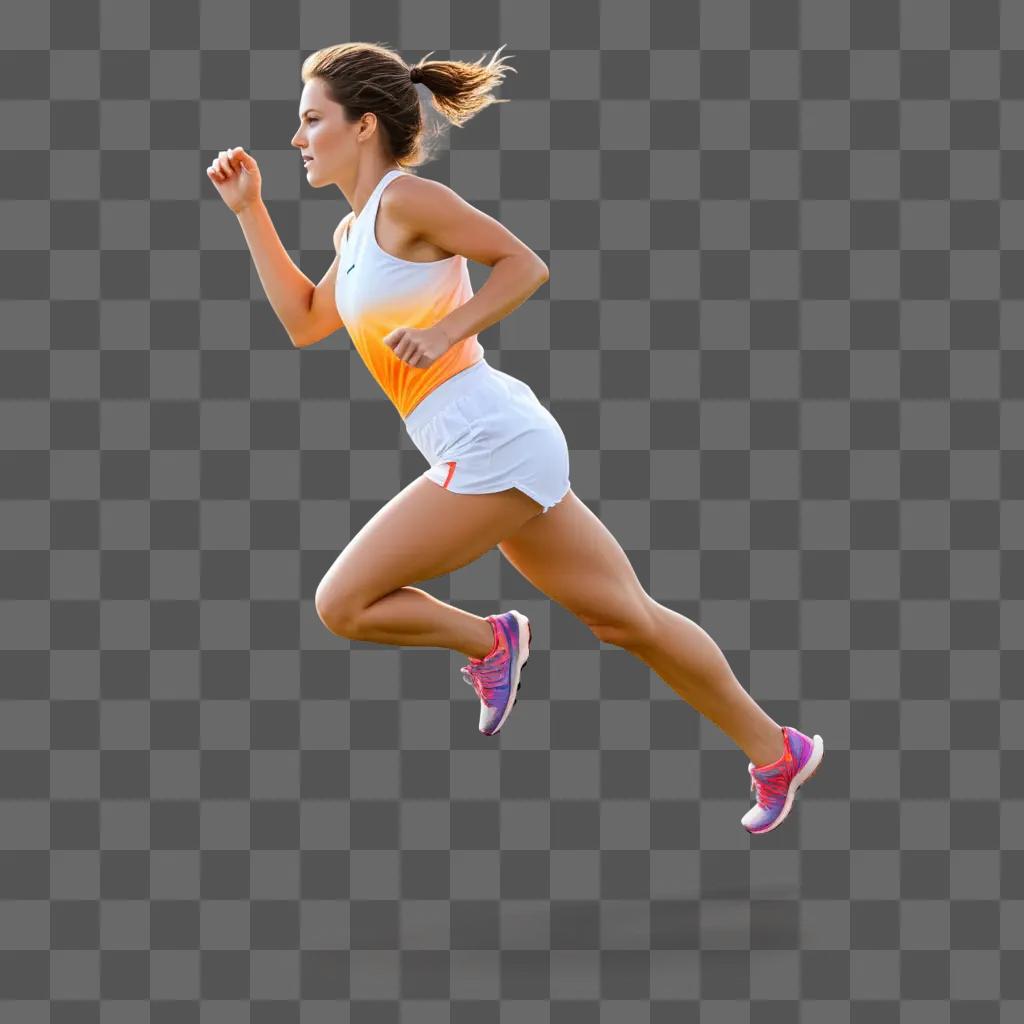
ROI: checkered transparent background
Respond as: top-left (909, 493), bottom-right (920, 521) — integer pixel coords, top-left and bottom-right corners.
top-left (2, 0), bottom-right (1023, 1020)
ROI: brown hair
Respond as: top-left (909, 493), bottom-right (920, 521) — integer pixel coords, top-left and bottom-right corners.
top-left (300, 42), bottom-right (516, 169)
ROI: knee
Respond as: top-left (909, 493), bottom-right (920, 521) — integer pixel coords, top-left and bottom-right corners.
top-left (587, 597), bottom-right (659, 650)
top-left (314, 584), bottom-right (363, 639)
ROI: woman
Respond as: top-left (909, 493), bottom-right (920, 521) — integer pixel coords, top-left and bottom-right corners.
top-left (206, 42), bottom-right (823, 835)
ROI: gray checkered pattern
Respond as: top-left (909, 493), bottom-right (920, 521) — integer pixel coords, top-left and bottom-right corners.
top-left (1, 0), bottom-right (1020, 1019)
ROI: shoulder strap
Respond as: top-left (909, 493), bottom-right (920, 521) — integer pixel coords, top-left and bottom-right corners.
top-left (344, 169), bottom-right (405, 247)
top-left (363, 169), bottom-right (405, 221)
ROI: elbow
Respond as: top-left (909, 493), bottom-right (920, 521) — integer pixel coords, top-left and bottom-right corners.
top-left (509, 250), bottom-right (548, 285)
top-left (289, 288), bottom-right (316, 348)
top-left (500, 250), bottom-right (547, 286)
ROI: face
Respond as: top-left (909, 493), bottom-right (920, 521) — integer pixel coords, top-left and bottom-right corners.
top-left (291, 78), bottom-right (376, 185)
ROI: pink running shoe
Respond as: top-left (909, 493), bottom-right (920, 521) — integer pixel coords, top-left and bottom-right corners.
top-left (460, 610), bottom-right (532, 736)
top-left (741, 725), bottom-right (824, 835)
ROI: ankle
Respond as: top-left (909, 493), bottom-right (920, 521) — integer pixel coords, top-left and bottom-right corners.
top-left (470, 617), bottom-right (500, 662)
top-left (750, 727), bottom-right (787, 769)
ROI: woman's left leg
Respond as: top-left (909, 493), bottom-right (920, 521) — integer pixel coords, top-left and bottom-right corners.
top-left (315, 472), bottom-right (547, 657)
top-left (497, 489), bottom-right (787, 769)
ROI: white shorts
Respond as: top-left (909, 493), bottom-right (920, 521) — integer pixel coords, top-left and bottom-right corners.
top-left (403, 358), bottom-right (572, 515)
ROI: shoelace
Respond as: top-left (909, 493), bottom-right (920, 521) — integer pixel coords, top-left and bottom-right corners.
top-left (460, 649), bottom-right (508, 708)
top-left (750, 765), bottom-right (791, 809)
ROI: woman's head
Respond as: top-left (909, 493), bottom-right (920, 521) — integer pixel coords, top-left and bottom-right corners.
top-left (292, 42), bottom-right (515, 179)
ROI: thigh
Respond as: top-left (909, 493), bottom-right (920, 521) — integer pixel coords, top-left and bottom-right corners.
top-left (496, 488), bottom-right (654, 640)
top-left (315, 474), bottom-right (542, 628)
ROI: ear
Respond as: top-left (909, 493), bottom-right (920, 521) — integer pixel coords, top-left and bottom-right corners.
top-left (359, 111), bottom-right (378, 140)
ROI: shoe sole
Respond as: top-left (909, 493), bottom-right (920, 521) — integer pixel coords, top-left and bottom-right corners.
top-left (483, 612), bottom-right (531, 735)
top-left (745, 733), bottom-right (824, 835)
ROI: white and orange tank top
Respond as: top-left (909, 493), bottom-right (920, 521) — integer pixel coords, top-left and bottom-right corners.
top-left (334, 168), bottom-right (485, 419)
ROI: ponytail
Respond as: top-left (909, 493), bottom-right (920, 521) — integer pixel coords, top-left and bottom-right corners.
top-left (409, 44), bottom-right (516, 128)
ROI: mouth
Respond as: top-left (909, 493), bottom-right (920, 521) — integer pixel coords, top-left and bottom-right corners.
top-left (303, 156), bottom-right (314, 165)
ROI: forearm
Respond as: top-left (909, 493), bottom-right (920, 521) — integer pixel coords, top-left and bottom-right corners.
top-left (234, 199), bottom-right (314, 344)
top-left (435, 253), bottom-right (548, 347)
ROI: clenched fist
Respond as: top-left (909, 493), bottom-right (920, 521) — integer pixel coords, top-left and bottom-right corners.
top-left (207, 147), bottom-right (262, 215)
top-left (382, 325), bottom-right (454, 369)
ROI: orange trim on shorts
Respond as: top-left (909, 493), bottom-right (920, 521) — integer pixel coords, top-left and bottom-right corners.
top-left (442, 461), bottom-right (456, 488)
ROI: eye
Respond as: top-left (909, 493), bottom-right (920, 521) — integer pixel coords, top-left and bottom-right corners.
top-left (307, 118), bottom-right (318, 124)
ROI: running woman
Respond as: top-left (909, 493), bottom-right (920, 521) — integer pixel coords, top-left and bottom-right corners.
top-left (206, 42), bottom-right (823, 834)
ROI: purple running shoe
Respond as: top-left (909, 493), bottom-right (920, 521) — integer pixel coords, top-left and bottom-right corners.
top-left (460, 610), bottom-right (532, 736)
top-left (741, 725), bottom-right (824, 835)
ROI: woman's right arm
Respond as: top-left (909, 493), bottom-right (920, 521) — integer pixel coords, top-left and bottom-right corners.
top-left (235, 199), bottom-right (337, 348)
top-left (208, 147), bottom-right (344, 348)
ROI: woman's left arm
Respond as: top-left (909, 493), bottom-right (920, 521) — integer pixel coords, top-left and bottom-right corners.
top-left (391, 178), bottom-right (549, 347)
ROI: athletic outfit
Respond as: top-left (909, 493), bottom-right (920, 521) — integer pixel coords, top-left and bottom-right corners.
top-left (332, 169), bottom-right (560, 738)
top-left (332, 170), bottom-right (823, 826)
top-left (334, 168), bottom-right (571, 514)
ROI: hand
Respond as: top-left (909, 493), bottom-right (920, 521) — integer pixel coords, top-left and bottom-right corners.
top-left (381, 324), bottom-right (453, 369)
top-left (207, 146), bottom-right (262, 215)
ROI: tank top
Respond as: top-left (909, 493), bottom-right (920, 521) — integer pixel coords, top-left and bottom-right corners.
top-left (334, 168), bottom-right (485, 419)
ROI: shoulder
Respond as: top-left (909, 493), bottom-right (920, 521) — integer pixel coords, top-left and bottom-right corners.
top-left (381, 173), bottom-right (463, 225)
top-left (332, 211), bottom-right (354, 255)
top-left (379, 170), bottom-right (546, 269)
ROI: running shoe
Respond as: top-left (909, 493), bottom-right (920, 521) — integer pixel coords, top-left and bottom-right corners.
top-left (460, 610), bottom-right (532, 736)
top-left (741, 725), bottom-right (824, 835)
